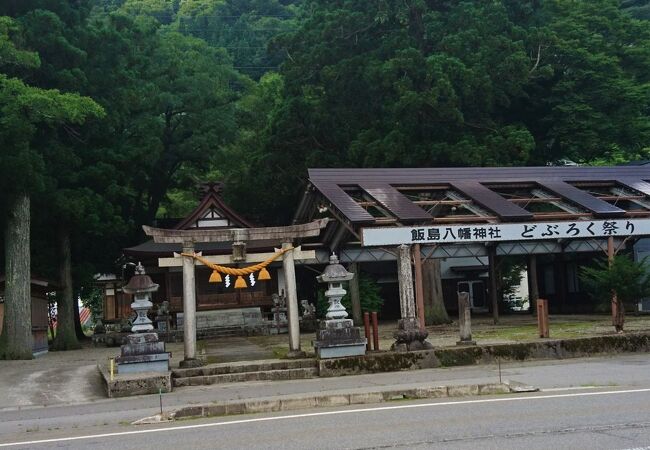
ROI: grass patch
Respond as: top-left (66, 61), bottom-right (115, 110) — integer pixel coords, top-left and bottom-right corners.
top-left (473, 320), bottom-right (608, 341)
top-left (271, 346), bottom-right (288, 359)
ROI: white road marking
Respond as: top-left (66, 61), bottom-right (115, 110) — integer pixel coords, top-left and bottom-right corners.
top-left (2, 387), bottom-right (650, 448)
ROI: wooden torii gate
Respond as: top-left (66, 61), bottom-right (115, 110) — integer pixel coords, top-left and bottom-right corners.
top-left (143, 219), bottom-right (328, 367)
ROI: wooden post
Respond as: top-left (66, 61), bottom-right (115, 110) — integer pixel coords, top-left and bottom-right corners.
top-left (371, 312), bottom-right (379, 351)
top-left (397, 245), bottom-right (417, 320)
top-left (488, 246), bottom-right (499, 324)
top-left (363, 312), bottom-right (371, 351)
top-left (413, 243), bottom-right (426, 329)
top-left (349, 263), bottom-right (362, 326)
top-left (536, 299), bottom-right (549, 338)
top-left (282, 242), bottom-right (303, 357)
top-left (528, 255), bottom-right (539, 314)
top-left (180, 241), bottom-right (200, 367)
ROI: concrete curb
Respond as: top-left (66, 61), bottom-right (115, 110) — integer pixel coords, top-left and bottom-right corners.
top-left (162, 380), bottom-right (524, 422)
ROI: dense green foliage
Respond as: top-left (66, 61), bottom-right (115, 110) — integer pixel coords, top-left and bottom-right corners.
top-left (1, 0), bottom-right (650, 349)
top-left (231, 0), bottom-right (650, 222)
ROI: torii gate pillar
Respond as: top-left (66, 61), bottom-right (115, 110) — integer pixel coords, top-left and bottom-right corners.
top-left (180, 241), bottom-right (201, 368)
top-left (282, 242), bottom-right (304, 357)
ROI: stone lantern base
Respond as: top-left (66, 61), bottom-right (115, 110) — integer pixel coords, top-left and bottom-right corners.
top-left (116, 332), bottom-right (171, 374)
top-left (314, 319), bottom-right (367, 359)
top-left (391, 318), bottom-right (434, 352)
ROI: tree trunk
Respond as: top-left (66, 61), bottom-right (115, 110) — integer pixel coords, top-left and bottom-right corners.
top-left (51, 226), bottom-right (80, 351)
top-left (423, 259), bottom-right (451, 325)
top-left (0, 194), bottom-right (33, 359)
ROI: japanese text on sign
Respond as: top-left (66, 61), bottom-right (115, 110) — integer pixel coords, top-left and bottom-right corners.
top-left (361, 219), bottom-right (650, 247)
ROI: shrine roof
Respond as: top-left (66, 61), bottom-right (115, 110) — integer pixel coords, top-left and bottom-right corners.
top-left (300, 166), bottom-right (650, 229)
top-left (123, 182), bottom-right (262, 259)
top-left (172, 182), bottom-right (254, 230)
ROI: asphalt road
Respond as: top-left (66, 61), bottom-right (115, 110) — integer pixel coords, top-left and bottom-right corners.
top-left (3, 354), bottom-right (650, 449)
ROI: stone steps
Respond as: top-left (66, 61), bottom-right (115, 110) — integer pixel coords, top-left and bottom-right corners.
top-left (172, 358), bottom-right (318, 387)
top-left (196, 326), bottom-right (247, 339)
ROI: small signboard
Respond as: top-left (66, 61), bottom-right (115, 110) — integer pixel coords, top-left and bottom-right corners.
top-left (361, 218), bottom-right (650, 247)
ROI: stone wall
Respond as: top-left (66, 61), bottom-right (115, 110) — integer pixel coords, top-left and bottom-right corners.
top-left (98, 363), bottom-right (171, 398)
top-left (318, 332), bottom-right (650, 377)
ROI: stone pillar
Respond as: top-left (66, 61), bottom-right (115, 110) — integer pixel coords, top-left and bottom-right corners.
top-left (283, 242), bottom-right (304, 357)
top-left (348, 263), bottom-right (362, 326)
top-left (180, 241), bottom-right (201, 368)
top-left (392, 245), bottom-right (432, 352)
top-left (457, 291), bottom-right (475, 345)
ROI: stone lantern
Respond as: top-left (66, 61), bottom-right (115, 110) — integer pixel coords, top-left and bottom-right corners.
top-left (115, 263), bottom-right (171, 374)
top-left (313, 254), bottom-right (366, 358)
top-left (122, 263), bottom-right (158, 333)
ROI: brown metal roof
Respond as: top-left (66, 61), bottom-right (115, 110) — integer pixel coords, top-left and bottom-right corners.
top-left (358, 182), bottom-right (432, 221)
top-left (306, 166), bottom-right (650, 227)
top-left (450, 181), bottom-right (533, 220)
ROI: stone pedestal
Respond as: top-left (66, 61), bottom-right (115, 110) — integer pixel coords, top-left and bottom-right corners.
top-left (314, 319), bottom-right (367, 359)
top-left (392, 318), bottom-right (433, 352)
top-left (116, 333), bottom-right (171, 374)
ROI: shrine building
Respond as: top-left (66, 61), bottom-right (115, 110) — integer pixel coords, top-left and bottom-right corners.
top-left (292, 165), bottom-right (650, 323)
top-left (100, 165), bottom-right (650, 334)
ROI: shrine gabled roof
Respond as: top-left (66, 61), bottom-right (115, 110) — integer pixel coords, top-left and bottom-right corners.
top-left (173, 182), bottom-right (254, 230)
top-left (301, 166), bottom-right (650, 229)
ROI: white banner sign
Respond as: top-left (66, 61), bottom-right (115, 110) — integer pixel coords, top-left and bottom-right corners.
top-left (361, 219), bottom-right (650, 247)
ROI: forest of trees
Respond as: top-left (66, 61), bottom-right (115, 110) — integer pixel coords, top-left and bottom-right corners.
top-left (0, 0), bottom-right (649, 357)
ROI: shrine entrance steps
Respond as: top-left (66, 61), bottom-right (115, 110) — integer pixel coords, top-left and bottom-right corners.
top-left (171, 359), bottom-right (318, 387)
top-left (196, 326), bottom-right (247, 340)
